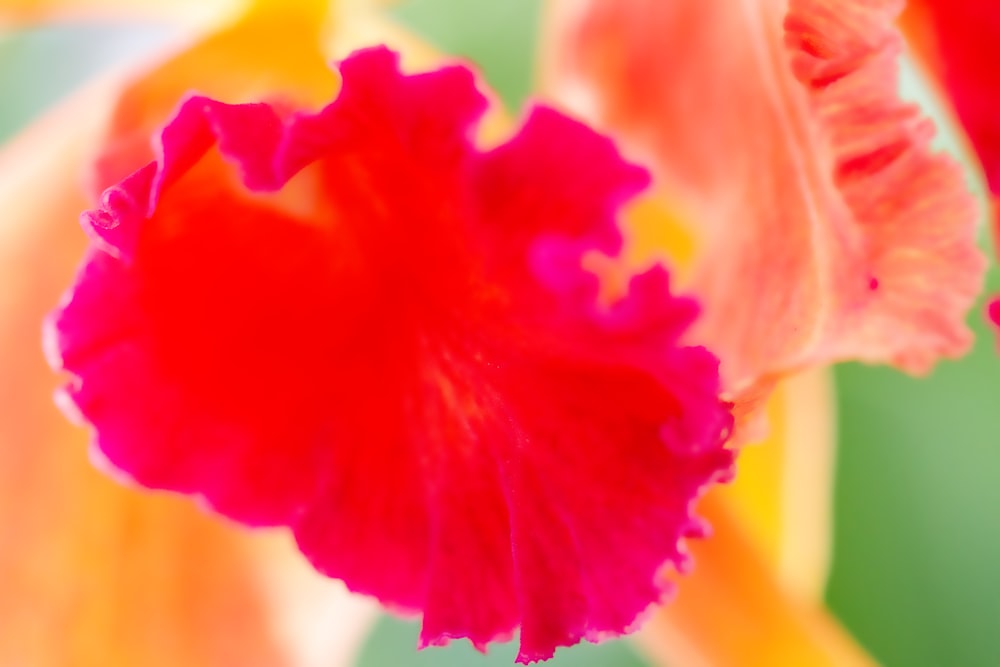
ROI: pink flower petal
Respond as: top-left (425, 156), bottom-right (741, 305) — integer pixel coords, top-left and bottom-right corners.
top-left (546, 0), bottom-right (985, 403)
top-left (47, 46), bottom-right (733, 661)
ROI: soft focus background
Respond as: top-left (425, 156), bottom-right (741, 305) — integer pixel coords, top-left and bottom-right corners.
top-left (2, 1), bottom-right (999, 665)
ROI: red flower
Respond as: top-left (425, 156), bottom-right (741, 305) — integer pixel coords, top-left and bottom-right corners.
top-left (903, 0), bottom-right (1000, 192)
top-left (46, 47), bottom-right (733, 661)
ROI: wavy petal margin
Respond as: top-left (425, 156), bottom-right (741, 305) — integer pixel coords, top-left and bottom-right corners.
top-left (47, 47), bottom-right (734, 661)
top-left (543, 0), bottom-right (985, 404)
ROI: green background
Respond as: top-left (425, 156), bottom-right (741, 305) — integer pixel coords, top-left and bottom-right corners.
top-left (2, 1), bottom-right (997, 664)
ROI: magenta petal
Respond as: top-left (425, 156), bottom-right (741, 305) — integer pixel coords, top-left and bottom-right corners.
top-left (473, 105), bottom-right (650, 267)
top-left (48, 46), bottom-right (733, 660)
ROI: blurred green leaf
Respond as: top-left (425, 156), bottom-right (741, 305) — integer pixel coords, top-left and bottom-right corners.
top-left (829, 268), bottom-right (1000, 667)
top-left (356, 616), bottom-right (648, 667)
top-left (827, 56), bottom-right (1000, 667)
top-left (392, 0), bottom-right (541, 109)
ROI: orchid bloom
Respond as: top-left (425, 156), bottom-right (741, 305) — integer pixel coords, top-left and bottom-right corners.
top-left (0, 1), bottom-right (989, 667)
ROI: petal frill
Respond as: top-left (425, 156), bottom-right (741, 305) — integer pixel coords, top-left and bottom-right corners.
top-left (48, 47), bottom-right (735, 661)
top-left (543, 0), bottom-right (985, 402)
top-left (0, 77), bottom-right (295, 667)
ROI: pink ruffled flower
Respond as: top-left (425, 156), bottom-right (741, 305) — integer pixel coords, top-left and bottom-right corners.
top-left (46, 46), bottom-right (733, 662)
top-left (545, 0), bottom-right (985, 408)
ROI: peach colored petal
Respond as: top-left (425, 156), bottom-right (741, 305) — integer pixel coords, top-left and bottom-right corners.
top-left (635, 493), bottom-right (874, 667)
top-left (0, 0), bottom-right (242, 28)
top-left (0, 0), bottom-right (390, 28)
top-left (0, 77), bottom-right (290, 667)
top-left (543, 0), bottom-right (985, 402)
top-left (253, 541), bottom-right (381, 667)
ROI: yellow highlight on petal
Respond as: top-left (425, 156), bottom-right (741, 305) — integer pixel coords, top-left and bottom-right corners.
top-left (584, 190), bottom-right (699, 303)
top-left (719, 368), bottom-right (837, 599)
top-left (622, 190), bottom-right (698, 279)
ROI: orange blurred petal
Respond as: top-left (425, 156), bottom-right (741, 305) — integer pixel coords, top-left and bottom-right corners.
top-left (0, 0), bottom-right (242, 28)
top-left (637, 493), bottom-right (873, 667)
top-left (92, 0), bottom-right (337, 192)
top-left (717, 368), bottom-right (836, 599)
top-left (0, 77), bottom-right (289, 667)
top-left (630, 369), bottom-right (850, 666)
top-left (0, 0), bottom-right (383, 28)
top-left (71, 0), bottom-right (469, 195)
top-left (544, 0), bottom-right (984, 401)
